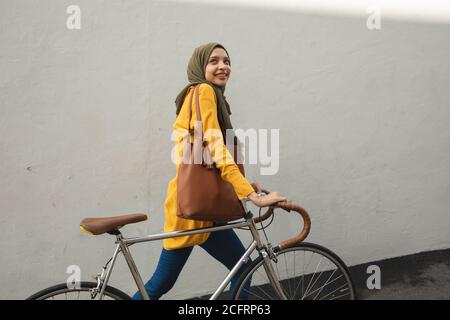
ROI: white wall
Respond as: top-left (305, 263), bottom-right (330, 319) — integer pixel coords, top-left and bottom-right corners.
top-left (1, 0), bottom-right (450, 299)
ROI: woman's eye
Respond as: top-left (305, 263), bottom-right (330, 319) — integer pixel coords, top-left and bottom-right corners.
top-left (209, 59), bottom-right (230, 65)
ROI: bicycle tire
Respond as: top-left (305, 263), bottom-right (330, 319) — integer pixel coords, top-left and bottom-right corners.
top-left (231, 242), bottom-right (356, 300)
top-left (26, 281), bottom-right (132, 300)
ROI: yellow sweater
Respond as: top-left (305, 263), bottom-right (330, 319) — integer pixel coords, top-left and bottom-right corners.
top-left (163, 83), bottom-right (255, 250)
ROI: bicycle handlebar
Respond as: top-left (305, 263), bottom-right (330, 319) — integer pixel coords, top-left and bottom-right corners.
top-left (250, 189), bottom-right (311, 250)
top-left (272, 200), bottom-right (311, 250)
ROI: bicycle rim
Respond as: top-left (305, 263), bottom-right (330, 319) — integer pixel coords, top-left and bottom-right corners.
top-left (27, 281), bottom-right (131, 300)
top-left (232, 243), bottom-right (356, 300)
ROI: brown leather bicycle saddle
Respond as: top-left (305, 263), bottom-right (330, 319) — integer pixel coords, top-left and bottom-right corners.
top-left (80, 213), bottom-right (148, 235)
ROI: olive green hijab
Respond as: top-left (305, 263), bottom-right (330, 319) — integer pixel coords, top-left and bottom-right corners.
top-left (175, 42), bottom-right (233, 141)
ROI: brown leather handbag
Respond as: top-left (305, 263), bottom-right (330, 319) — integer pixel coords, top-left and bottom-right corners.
top-left (176, 85), bottom-right (247, 222)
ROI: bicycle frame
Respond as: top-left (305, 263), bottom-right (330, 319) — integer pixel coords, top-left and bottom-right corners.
top-left (94, 201), bottom-right (287, 300)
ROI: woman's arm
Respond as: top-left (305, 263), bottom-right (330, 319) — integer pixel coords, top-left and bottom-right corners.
top-left (196, 84), bottom-right (287, 207)
top-left (196, 83), bottom-right (254, 200)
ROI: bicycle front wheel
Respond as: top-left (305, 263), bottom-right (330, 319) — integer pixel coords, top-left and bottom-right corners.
top-left (27, 281), bottom-right (131, 300)
top-left (232, 242), bottom-right (356, 300)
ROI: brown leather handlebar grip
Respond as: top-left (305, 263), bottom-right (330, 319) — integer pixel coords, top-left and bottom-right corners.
top-left (248, 188), bottom-right (311, 249)
top-left (272, 200), bottom-right (311, 250)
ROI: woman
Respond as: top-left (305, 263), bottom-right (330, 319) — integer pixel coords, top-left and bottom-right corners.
top-left (133, 42), bottom-right (286, 300)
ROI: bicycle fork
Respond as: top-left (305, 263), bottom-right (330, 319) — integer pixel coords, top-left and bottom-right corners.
top-left (246, 212), bottom-right (288, 300)
top-left (261, 248), bottom-right (288, 300)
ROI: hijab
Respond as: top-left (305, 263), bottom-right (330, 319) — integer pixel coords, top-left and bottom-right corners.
top-left (175, 42), bottom-right (233, 142)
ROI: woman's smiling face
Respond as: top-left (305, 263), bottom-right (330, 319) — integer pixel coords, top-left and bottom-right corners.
top-left (205, 47), bottom-right (231, 87)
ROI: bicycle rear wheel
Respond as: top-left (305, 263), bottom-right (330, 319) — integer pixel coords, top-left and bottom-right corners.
top-left (232, 242), bottom-right (356, 300)
top-left (27, 281), bottom-right (131, 300)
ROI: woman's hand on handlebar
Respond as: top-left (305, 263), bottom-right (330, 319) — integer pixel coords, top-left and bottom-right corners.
top-left (247, 191), bottom-right (287, 208)
top-left (250, 181), bottom-right (263, 193)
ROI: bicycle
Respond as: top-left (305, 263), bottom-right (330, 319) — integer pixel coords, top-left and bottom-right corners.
top-left (27, 193), bottom-right (356, 300)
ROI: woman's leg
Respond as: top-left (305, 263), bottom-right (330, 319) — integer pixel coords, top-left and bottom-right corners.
top-left (132, 246), bottom-right (193, 300)
top-left (199, 229), bottom-right (252, 299)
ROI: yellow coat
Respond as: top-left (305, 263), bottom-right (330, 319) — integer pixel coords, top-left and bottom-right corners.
top-left (163, 83), bottom-right (254, 250)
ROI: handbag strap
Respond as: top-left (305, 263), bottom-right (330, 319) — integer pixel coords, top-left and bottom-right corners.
top-left (186, 85), bottom-right (203, 133)
top-left (194, 85), bottom-right (203, 123)
top-left (187, 85), bottom-right (195, 135)
top-left (191, 85), bottom-right (215, 167)
top-left (186, 84), bottom-right (204, 140)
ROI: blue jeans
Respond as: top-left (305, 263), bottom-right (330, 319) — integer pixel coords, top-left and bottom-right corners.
top-left (133, 229), bottom-right (252, 300)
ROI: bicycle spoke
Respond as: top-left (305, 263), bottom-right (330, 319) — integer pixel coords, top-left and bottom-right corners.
top-left (292, 249), bottom-right (297, 299)
top-left (240, 286), bottom-right (268, 300)
top-left (311, 268), bottom-right (339, 299)
top-left (302, 250), bottom-right (305, 297)
top-left (281, 253), bottom-right (292, 298)
top-left (253, 284), bottom-right (275, 300)
top-left (312, 273), bottom-right (345, 300)
top-left (292, 271), bottom-right (307, 299)
top-left (302, 260), bottom-right (334, 299)
top-left (302, 255), bottom-right (323, 300)
top-left (296, 250), bottom-right (314, 298)
top-left (318, 282), bottom-right (348, 300)
top-left (303, 267), bottom-right (325, 299)
top-left (305, 272), bottom-right (343, 299)
top-left (328, 289), bottom-right (351, 300)
top-left (290, 249), bottom-right (308, 299)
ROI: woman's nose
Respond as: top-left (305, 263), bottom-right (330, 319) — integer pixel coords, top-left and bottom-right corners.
top-left (218, 61), bottom-right (228, 69)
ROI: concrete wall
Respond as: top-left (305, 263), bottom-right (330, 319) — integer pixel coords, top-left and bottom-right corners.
top-left (1, 0), bottom-right (449, 299)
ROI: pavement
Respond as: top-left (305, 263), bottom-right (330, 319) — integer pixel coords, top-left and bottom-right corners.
top-left (350, 248), bottom-right (450, 300)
